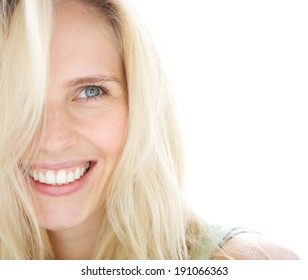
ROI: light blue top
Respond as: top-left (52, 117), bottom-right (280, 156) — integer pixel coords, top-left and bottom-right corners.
top-left (197, 224), bottom-right (251, 259)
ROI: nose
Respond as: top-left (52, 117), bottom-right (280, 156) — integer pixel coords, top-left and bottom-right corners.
top-left (39, 105), bottom-right (78, 155)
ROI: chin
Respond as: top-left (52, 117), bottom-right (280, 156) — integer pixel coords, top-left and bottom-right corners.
top-left (36, 202), bottom-right (91, 232)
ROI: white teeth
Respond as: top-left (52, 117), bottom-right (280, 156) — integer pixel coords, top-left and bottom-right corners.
top-left (74, 168), bottom-right (81, 180)
top-left (39, 172), bottom-right (45, 183)
top-left (33, 171), bottom-right (39, 181)
top-left (56, 170), bottom-right (67, 185)
top-left (67, 172), bottom-right (74, 183)
top-left (46, 170), bottom-right (56, 185)
top-left (29, 162), bottom-right (91, 185)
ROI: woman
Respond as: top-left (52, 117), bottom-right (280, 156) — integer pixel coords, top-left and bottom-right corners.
top-left (0, 0), bottom-right (298, 259)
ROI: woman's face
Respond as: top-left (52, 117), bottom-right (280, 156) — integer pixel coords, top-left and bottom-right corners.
top-left (29, 1), bottom-right (128, 231)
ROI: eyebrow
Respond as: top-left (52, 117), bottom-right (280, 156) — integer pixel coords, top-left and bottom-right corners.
top-left (65, 75), bottom-right (122, 87)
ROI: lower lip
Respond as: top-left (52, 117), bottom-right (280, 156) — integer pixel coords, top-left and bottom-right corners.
top-left (30, 162), bottom-right (96, 196)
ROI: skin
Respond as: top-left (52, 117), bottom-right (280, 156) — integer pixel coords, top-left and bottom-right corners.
top-left (24, 0), bottom-right (299, 261)
top-left (32, 1), bottom-right (128, 259)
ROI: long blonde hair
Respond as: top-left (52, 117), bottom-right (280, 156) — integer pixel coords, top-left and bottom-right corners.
top-left (0, 0), bottom-right (214, 259)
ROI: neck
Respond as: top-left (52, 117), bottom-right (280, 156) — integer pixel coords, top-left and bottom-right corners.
top-left (48, 211), bottom-right (103, 260)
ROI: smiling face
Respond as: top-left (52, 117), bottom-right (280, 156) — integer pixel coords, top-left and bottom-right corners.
top-left (29, 0), bottom-right (128, 231)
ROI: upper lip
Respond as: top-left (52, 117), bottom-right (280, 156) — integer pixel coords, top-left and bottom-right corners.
top-left (27, 160), bottom-right (93, 170)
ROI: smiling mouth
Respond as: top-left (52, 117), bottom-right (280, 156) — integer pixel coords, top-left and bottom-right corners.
top-left (27, 161), bottom-right (93, 186)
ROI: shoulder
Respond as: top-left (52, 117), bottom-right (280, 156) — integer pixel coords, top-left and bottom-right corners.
top-left (212, 232), bottom-right (300, 260)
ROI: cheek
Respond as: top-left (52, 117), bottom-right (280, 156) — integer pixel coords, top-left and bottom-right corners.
top-left (78, 105), bottom-right (128, 156)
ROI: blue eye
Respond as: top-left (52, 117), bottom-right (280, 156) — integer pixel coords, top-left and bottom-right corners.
top-left (79, 86), bottom-right (103, 99)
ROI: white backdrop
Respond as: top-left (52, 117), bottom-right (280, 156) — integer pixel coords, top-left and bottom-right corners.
top-left (129, 0), bottom-right (308, 259)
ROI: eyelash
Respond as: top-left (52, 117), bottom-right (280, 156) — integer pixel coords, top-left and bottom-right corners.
top-left (75, 85), bottom-right (110, 102)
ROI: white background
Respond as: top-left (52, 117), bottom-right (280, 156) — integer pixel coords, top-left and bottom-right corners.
top-left (130, 0), bottom-right (308, 259)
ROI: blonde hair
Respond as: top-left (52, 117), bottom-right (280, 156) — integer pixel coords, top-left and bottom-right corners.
top-left (0, 0), bottom-right (216, 259)
top-left (0, 0), bottom-right (53, 258)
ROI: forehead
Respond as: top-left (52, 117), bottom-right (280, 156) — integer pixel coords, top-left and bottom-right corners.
top-left (50, 0), bottom-right (122, 83)
top-left (53, 0), bottom-right (114, 34)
